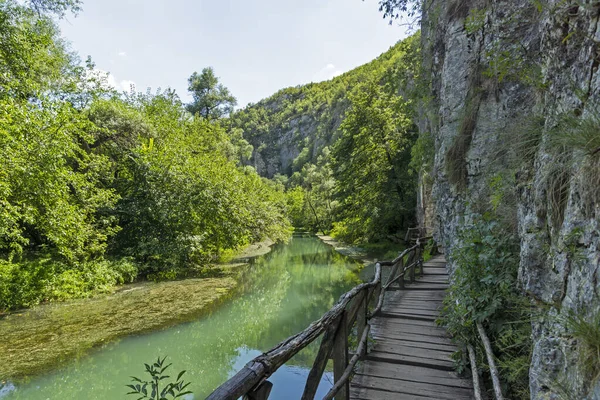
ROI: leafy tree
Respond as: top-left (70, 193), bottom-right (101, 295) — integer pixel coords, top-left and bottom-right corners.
top-left (331, 78), bottom-right (416, 242)
top-left (186, 67), bottom-right (237, 120)
top-left (371, 0), bottom-right (421, 22)
top-left (0, 0), bottom-right (292, 310)
top-left (28, 0), bottom-right (82, 17)
top-left (0, 1), bottom-right (78, 100)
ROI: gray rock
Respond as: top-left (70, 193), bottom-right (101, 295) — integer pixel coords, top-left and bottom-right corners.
top-left (420, 0), bottom-right (600, 398)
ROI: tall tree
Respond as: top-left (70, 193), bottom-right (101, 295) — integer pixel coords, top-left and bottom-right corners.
top-left (186, 67), bottom-right (237, 120)
top-left (330, 79), bottom-right (416, 242)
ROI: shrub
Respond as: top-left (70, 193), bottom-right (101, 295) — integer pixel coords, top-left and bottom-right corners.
top-left (440, 214), bottom-right (532, 399)
top-left (127, 357), bottom-right (192, 400)
top-left (0, 257), bottom-right (138, 311)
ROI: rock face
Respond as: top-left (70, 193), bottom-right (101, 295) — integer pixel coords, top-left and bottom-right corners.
top-left (232, 40), bottom-right (410, 178)
top-left (420, 0), bottom-right (600, 398)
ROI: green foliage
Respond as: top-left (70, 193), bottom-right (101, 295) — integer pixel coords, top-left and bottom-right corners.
top-left (440, 215), bottom-right (531, 399)
top-left (127, 357), bottom-right (192, 400)
top-left (285, 186), bottom-right (305, 228)
top-left (465, 8), bottom-right (486, 34)
top-left (567, 311), bottom-right (600, 383)
top-left (0, 98), bottom-right (120, 262)
top-left (374, 0), bottom-right (422, 22)
top-left (0, 1), bottom-right (81, 100)
top-left (0, 0), bottom-right (292, 311)
top-left (409, 130), bottom-right (434, 181)
top-left (106, 91), bottom-right (291, 274)
top-left (232, 35), bottom-right (419, 178)
top-left (331, 77), bottom-right (416, 242)
top-left (0, 257), bottom-right (137, 311)
top-left (444, 216), bottom-right (520, 326)
top-left (238, 35), bottom-right (421, 243)
top-left (288, 149), bottom-right (338, 233)
top-left (186, 67), bottom-right (237, 120)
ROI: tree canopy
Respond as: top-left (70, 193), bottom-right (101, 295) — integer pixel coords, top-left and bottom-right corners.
top-left (0, 2), bottom-right (290, 311)
top-left (186, 67), bottom-right (237, 120)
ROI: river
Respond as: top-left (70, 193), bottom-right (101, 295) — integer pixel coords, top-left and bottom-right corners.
top-left (2, 234), bottom-right (365, 399)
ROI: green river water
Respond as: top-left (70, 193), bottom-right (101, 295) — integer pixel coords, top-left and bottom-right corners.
top-left (2, 234), bottom-right (366, 399)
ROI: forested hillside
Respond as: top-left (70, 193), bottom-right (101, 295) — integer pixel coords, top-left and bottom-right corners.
top-left (0, 0), bottom-right (290, 311)
top-left (0, 0), bottom-right (423, 313)
top-left (232, 35), bottom-right (422, 242)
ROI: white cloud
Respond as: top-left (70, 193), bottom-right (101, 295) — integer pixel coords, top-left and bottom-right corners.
top-left (312, 64), bottom-right (344, 82)
top-left (119, 80), bottom-right (136, 92)
top-left (118, 51), bottom-right (127, 57)
top-left (85, 69), bottom-right (136, 92)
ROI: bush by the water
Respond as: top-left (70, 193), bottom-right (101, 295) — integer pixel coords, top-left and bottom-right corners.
top-left (0, 257), bottom-right (138, 311)
top-left (0, 0), bottom-right (291, 311)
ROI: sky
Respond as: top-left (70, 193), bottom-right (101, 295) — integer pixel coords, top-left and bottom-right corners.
top-left (59, 0), bottom-right (409, 108)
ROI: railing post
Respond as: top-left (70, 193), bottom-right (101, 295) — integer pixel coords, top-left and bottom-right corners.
top-left (410, 249), bottom-right (416, 283)
top-left (333, 311), bottom-right (349, 400)
top-left (244, 380), bottom-right (273, 400)
top-left (398, 258), bottom-right (405, 289)
top-left (357, 292), bottom-right (367, 343)
top-left (420, 245), bottom-right (425, 277)
top-left (373, 280), bottom-right (382, 309)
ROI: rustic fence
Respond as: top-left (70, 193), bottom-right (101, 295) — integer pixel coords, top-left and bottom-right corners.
top-left (206, 237), bottom-right (430, 400)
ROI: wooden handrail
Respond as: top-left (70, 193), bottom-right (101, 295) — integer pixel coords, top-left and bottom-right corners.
top-left (207, 237), bottom-right (431, 400)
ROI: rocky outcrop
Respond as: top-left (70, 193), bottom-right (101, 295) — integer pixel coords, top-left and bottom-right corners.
top-left (421, 0), bottom-right (600, 398)
top-left (232, 40), bottom-right (409, 178)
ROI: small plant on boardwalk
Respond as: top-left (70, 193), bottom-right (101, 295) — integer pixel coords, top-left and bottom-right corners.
top-left (126, 357), bottom-right (192, 400)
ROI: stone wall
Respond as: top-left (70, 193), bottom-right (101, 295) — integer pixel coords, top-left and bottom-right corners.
top-left (420, 0), bottom-right (600, 398)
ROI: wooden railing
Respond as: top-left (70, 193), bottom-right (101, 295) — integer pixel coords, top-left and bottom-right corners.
top-left (206, 237), bottom-right (430, 400)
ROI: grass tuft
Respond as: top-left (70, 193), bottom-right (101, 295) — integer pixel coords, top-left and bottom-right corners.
top-left (567, 311), bottom-right (600, 384)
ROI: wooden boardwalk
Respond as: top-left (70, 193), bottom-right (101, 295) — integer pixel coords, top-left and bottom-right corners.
top-left (350, 255), bottom-right (474, 400)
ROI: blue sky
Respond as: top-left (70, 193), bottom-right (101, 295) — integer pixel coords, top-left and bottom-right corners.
top-left (60, 0), bottom-right (408, 108)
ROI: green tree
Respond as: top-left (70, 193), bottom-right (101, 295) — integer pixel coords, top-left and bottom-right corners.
top-left (331, 78), bottom-right (416, 242)
top-left (371, 0), bottom-right (421, 22)
top-left (186, 67), bottom-right (237, 120)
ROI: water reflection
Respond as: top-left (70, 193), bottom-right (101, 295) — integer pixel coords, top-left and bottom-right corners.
top-left (4, 234), bottom-right (362, 399)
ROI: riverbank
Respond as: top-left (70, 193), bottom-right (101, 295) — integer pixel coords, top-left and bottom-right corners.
top-left (316, 235), bottom-right (372, 265)
top-left (316, 235), bottom-right (406, 265)
top-left (0, 240), bottom-right (275, 380)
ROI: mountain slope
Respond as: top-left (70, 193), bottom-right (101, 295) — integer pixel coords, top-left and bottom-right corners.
top-left (231, 35), bottom-right (418, 178)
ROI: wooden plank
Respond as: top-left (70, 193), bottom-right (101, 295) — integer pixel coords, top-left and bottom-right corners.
top-left (366, 351), bottom-right (455, 370)
top-left (370, 331), bottom-right (455, 347)
top-left (378, 309), bottom-right (441, 320)
top-left (356, 361), bottom-right (472, 388)
top-left (350, 386), bottom-right (431, 400)
top-left (373, 337), bottom-right (457, 353)
top-left (352, 374), bottom-right (473, 398)
top-left (372, 318), bottom-right (448, 333)
top-left (383, 301), bottom-right (442, 311)
top-left (370, 343), bottom-right (454, 362)
top-left (383, 302), bottom-right (442, 311)
top-left (372, 316), bottom-right (440, 327)
top-left (349, 257), bottom-right (474, 399)
top-left (354, 370), bottom-right (472, 393)
top-left (352, 376), bottom-right (472, 399)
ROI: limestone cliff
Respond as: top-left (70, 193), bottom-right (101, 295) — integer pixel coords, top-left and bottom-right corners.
top-left (420, 0), bottom-right (600, 398)
top-left (231, 39), bottom-right (413, 178)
